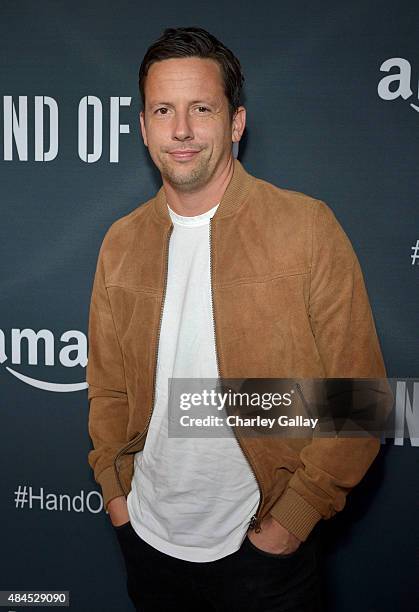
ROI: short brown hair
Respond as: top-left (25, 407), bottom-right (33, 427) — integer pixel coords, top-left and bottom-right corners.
top-left (139, 26), bottom-right (245, 121)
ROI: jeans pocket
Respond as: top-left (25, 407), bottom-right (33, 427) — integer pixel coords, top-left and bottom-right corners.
top-left (113, 520), bottom-right (132, 531)
top-left (245, 535), bottom-right (303, 559)
top-left (113, 521), bottom-right (135, 552)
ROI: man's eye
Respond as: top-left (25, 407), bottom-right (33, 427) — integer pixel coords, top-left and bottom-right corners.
top-left (155, 108), bottom-right (168, 115)
top-left (197, 106), bottom-right (209, 113)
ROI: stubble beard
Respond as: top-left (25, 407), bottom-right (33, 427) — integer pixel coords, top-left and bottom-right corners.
top-left (158, 150), bottom-right (213, 193)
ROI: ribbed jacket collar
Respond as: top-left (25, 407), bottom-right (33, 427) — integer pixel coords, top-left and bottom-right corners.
top-left (153, 158), bottom-right (255, 225)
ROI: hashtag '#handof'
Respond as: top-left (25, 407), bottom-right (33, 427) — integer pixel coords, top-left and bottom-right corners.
top-left (14, 485), bottom-right (28, 508)
top-left (411, 240), bottom-right (419, 265)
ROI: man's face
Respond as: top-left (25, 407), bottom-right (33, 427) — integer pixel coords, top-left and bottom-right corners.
top-left (139, 57), bottom-right (245, 192)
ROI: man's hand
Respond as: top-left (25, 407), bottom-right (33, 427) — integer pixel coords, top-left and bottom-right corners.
top-left (108, 496), bottom-right (130, 527)
top-left (247, 514), bottom-right (301, 555)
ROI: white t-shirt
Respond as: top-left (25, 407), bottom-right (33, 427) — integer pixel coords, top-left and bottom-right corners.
top-left (127, 202), bottom-right (260, 562)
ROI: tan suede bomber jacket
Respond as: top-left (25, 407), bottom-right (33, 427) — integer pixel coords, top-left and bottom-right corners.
top-left (87, 158), bottom-right (387, 542)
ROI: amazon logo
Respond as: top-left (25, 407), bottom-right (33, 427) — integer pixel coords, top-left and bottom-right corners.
top-left (378, 57), bottom-right (419, 113)
top-left (0, 328), bottom-right (87, 392)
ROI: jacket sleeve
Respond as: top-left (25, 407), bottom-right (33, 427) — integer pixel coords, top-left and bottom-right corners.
top-left (269, 199), bottom-right (388, 541)
top-left (86, 233), bottom-right (132, 511)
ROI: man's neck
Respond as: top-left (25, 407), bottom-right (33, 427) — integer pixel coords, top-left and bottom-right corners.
top-left (163, 156), bottom-right (234, 217)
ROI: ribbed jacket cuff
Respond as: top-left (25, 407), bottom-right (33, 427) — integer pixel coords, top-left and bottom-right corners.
top-left (97, 465), bottom-right (126, 513)
top-left (269, 487), bottom-right (323, 542)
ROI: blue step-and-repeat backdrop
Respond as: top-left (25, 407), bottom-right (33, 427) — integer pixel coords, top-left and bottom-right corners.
top-left (0, 1), bottom-right (418, 611)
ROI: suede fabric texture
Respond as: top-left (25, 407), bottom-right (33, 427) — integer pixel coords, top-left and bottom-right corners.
top-left (87, 159), bottom-right (387, 541)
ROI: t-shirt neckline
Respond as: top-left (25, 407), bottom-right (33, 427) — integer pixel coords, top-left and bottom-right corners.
top-left (167, 202), bottom-right (219, 227)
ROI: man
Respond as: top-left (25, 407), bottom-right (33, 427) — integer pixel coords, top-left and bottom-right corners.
top-left (87, 26), bottom-right (387, 611)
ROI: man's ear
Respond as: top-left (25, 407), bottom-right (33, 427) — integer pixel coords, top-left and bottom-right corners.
top-left (139, 110), bottom-right (148, 147)
top-left (231, 106), bottom-right (246, 143)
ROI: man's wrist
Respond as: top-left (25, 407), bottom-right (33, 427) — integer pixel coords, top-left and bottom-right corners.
top-left (107, 496), bottom-right (129, 527)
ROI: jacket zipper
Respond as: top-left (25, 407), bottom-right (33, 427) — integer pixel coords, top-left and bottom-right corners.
top-left (295, 382), bottom-right (309, 411)
top-left (295, 382), bottom-right (304, 402)
top-left (113, 224), bottom-right (174, 494)
top-left (209, 217), bottom-right (264, 533)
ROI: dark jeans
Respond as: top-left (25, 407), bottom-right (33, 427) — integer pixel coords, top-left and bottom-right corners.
top-left (114, 521), bottom-right (324, 612)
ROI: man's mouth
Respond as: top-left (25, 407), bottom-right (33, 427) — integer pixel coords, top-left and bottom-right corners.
top-left (168, 149), bottom-right (201, 161)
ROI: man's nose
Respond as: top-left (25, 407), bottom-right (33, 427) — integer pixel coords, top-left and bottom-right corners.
top-left (173, 111), bottom-right (193, 141)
